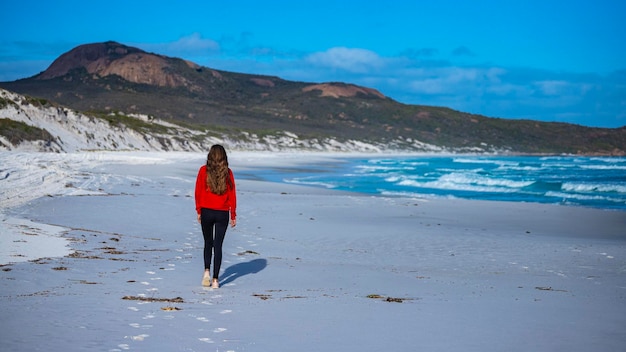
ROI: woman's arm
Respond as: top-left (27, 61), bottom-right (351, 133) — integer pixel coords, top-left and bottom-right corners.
top-left (228, 168), bottom-right (237, 224)
top-left (194, 166), bottom-right (206, 215)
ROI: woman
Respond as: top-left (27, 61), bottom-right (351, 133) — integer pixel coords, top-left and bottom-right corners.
top-left (195, 145), bottom-right (237, 288)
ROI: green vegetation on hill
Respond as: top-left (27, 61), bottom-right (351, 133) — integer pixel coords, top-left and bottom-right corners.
top-left (0, 118), bottom-right (54, 145)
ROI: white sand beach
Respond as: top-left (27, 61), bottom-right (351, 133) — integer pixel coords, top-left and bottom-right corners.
top-left (1, 151), bottom-right (625, 351)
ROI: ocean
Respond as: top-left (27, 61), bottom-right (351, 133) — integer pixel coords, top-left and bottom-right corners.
top-left (252, 155), bottom-right (626, 211)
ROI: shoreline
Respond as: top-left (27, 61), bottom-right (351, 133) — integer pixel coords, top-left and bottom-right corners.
top-left (1, 151), bottom-right (625, 266)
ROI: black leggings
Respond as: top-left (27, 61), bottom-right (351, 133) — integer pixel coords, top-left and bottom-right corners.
top-left (200, 208), bottom-right (229, 279)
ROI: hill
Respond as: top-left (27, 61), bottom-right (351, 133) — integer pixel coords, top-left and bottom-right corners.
top-left (0, 88), bottom-right (418, 152)
top-left (1, 41), bottom-right (624, 155)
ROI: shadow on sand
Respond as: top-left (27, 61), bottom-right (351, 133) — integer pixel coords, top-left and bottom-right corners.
top-left (220, 258), bottom-right (267, 286)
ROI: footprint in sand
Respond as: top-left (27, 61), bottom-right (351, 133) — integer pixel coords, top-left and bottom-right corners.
top-left (220, 309), bottom-right (232, 314)
top-left (213, 327), bottom-right (227, 333)
top-left (127, 306), bottom-right (139, 312)
top-left (198, 337), bottom-right (214, 343)
top-left (196, 317), bottom-right (209, 322)
top-left (547, 269), bottom-right (567, 278)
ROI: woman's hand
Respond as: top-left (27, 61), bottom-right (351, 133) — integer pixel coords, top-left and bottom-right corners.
top-left (197, 213), bottom-right (201, 224)
top-left (230, 219), bottom-right (237, 228)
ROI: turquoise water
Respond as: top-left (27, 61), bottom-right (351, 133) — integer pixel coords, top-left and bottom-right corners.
top-left (262, 155), bottom-right (626, 210)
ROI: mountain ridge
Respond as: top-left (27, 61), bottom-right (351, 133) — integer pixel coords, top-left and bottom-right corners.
top-left (1, 41), bottom-right (624, 155)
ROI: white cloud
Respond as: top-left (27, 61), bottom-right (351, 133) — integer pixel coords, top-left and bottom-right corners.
top-left (486, 83), bottom-right (528, 96)
top-left (534, 80), bottom-right (570, 96)
top-left (404, 67), bottom-right (493, 95)
top-left (305, 47), bottom-right (384, 73)
top-left (169, 33), bottom-right (220, 53)
top-left (138, 33), bottom-right (219, 59)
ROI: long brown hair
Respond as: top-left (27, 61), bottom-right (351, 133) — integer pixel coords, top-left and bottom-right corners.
top-left (205, 144), bottom-right (232, 195)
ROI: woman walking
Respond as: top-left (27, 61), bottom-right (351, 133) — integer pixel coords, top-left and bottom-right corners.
top-left (195, 145), bottom-right (237, 288)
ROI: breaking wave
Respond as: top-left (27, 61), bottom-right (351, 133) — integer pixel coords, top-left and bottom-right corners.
top-left (284, 155), bottom-right (626, 210)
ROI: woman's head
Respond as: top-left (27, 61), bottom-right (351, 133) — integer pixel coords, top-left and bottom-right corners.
top-left (207, 144), bottom-right (228, 167)
top-left (206, 145), bottom-right (230, 195)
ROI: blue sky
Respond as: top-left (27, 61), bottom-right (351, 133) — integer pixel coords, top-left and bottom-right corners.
top-left (1, 0), bottom-right (625, 128)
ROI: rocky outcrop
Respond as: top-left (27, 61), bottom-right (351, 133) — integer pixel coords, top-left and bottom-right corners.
top-left (302, 83), bottom-right (385, 99)
top-left (36, 41), bottom-right (197, 90)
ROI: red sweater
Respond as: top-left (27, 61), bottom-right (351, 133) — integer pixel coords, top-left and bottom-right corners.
top-left (195, 166), bottom-right (237, 220)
